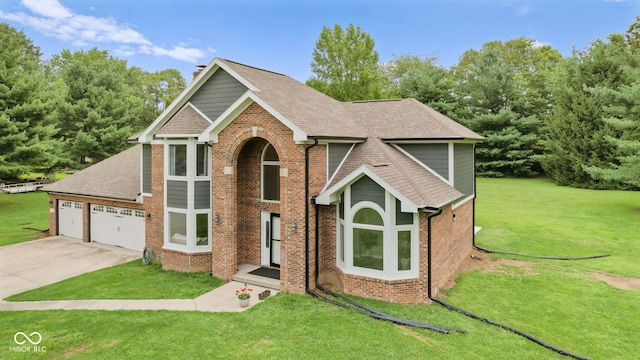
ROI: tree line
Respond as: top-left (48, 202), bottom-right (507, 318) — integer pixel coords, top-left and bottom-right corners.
top-left (0, 23), bottom-right (185, 180)
top-left (2, 20), bottom-right (638, 190)
top-left (308, 21), bottom-right (640, 190)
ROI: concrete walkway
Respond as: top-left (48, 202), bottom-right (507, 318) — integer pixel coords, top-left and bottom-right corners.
top-left (0, 281), bottom-right (278, 312)
top-left (0, 236), bottom-right (278, 312)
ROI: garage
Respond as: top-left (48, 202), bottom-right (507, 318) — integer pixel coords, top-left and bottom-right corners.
top-left (90, 204), bottom-right (145, 251)
top-left (58, 200), bottom-right (83, 239)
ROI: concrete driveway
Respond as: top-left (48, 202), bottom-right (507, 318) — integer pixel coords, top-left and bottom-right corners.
top-left (0, 236), bottom-right (139, 299)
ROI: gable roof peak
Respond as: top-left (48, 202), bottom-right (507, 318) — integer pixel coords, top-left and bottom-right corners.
top-left (219, 58), bottom-right (288, 78)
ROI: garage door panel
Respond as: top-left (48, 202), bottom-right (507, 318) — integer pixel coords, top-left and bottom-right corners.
top-left (59, 201), bottom-right (83, 240)
top-left (90, 205), bottom-right (145, 251)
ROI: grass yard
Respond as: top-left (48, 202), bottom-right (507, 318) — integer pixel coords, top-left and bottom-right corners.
top-left (0, 191), bottom-right (50, 246)
top-left (5, 261), bottom-right (223, 301)
top-left (0, 178), bottom-right (638, 359)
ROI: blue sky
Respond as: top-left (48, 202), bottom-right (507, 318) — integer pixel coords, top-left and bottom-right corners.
top-left (1, 0), bottom-right (639, 82)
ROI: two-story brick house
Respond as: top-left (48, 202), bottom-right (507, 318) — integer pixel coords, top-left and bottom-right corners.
top-left (44, 58), bottom-right (483, 304)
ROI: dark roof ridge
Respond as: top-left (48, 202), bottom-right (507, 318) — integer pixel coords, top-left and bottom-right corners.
top-left (220, 58), bottom-right (288, 77)
top-left (351, 98), bottom-right (403, 103)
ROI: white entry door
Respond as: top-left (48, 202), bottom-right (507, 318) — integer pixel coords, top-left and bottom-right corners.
top-left (58, 200), bottom-right (83, 240)
top-left (90, 205), bottom-right (145, 251)
top-left (261, 212), bottom-right (281, 267)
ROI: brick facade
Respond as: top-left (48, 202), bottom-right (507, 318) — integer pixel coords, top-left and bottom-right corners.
top-left (47, 101), bottom-right (475, 305)
top-left (209, 102), bottom-right (327, 295)
top-left (145, 144), bottom-right (166, 263)
top-left (316, 199), bottom-right (474, 304)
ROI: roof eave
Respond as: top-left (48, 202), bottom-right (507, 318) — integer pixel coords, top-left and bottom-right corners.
top-left (44, 190), bottom-right (141, 203)
top-left (381, 137), bottom-right (484, 143)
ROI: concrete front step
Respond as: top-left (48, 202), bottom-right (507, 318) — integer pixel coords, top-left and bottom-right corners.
top-left (232, 264), bottom-right (281, 290)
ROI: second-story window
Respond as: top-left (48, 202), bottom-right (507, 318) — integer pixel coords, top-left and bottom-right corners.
top-left (169, 144), bottom-right (187, 176)
top-left (261, 143), bottom-right (280, 202)
top-left (196, 144), bottom-right (208, 177)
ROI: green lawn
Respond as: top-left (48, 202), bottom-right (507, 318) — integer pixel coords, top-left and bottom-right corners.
top-left (0, 191), bottom-right (50, 246)
top-left (0, 178), bottom-right (638, 359)
top-left (5, 261), bottom-right (223, 301)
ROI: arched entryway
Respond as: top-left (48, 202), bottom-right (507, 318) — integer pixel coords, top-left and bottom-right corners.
top-left (234, 137), bottom-right (283, 286)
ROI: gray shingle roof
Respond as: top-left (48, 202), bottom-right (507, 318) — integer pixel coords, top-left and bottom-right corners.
top-left (221, 59), bottom-right (367, 139)
top-left (220, 59), bottom-right (482, 141)
top-left (157, 103), bottom-right (211, 135)
top-left (42, 145), bottom-right (141, 201)
top-left (324, 137), bottom-right (464, 209)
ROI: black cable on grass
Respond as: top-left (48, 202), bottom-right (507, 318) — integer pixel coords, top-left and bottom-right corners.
top-left (316, 284), bottom-right (465, 334)
top-left (308, 287), bottom-right (459, 334)
top-left (474, 244), bottom-right (610, 260)
top-left (429, 297), bottom-right (591, 360)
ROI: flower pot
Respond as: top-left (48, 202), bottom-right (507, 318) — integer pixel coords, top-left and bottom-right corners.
top-left (238, 297), bottom-right (250, 308)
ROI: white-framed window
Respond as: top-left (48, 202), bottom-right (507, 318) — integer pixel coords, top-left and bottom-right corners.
top-left (352, 205), bottom-right (385, 271)
top-left (169, 144), bottom-right (187, 176)
top-left (195, 212), bottom-right (209, 246)
top-left (168, 211), bottom-right (187, 245)
top-left (196, 144), bottom-right (208, 177)
top-left (336, 185), bottom-right (419, 280)
top-left (261, 143), bottom-right (280, 202)
top-left (164, 140), bottom-right (211, 252)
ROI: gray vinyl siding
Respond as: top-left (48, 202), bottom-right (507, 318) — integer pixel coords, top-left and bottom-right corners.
top-left (328, 143), bottom-right (352, 179)
top-left (351, 176), bottom-right (385, 209)
top-left (167, 180), bottom-right (188, 209)
top-left (395, 199), bottom-right (413, 225)
top-left (454, 144), bottom-right (474, 198)
top-left (190, 69), bottom-right (247, 121)
top-left (194, 181), bottom-right (210, 209)
top-left (142, 144), bottom-right (152, 194)
top-left (399, 144), bottom-right (449, 180)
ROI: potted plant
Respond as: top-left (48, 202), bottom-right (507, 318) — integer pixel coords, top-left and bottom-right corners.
top-left (235, 285), bottom-right (252, 308)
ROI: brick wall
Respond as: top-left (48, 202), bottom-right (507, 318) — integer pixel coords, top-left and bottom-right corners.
top-left (162, 249), bottom-right (212, 272)
top-left (428, 200), bottom-right (474, 297)
top-left (316, 200), bottom-right (474, 304)
top-left (146, 144), bottom-right (165, 263)
top-left (210, 102), bottom-right (327, 294)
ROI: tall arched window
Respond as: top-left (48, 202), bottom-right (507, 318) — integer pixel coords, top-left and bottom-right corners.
top-left (352, 207), bottom-right (384, 271)
top-left (261, 143), bottom-right (280, 202)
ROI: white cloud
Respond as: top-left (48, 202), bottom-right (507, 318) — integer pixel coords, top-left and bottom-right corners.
top-left (0, 0), bottom-right (207, 63)
top-left (532, 40), bottom-right (551, 48)
top-left (22, 0), bottom-right (71, 19)
top-left (515, 5), bottom-right (533, 16)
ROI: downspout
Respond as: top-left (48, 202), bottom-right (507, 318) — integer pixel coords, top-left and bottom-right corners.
top-left (472, 143), bottom-right (478, 249)
top-left (304, 138), bottom-right (319, 292)
top-left (425, 208), bottom-right (443, 299)
top-left (314, 196), bottom-right (320, 287)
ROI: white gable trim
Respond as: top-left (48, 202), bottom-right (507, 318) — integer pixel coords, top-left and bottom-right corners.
top-left (198, 91), bottom-right (308, 143)
top-left (138, 58), bottom-right (257, 143)
top-left (322, 143), bottom-right (356, 193)
top-left (316, 165), bottom-right (419, 213)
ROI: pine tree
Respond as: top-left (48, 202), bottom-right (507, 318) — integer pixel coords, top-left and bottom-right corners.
top-left (0, 23), bottom-right (68, 179)
top-left (542, 35), bottom-right (631, 189)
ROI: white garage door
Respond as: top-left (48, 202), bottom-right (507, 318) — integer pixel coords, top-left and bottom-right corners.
top-left (58, 201), bottom-right (83, 240)
top-left (90, 205), bottom-right (145, 251)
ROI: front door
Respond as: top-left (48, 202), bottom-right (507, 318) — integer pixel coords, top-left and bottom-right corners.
top-left (261, 212), bottom-right (281, 267)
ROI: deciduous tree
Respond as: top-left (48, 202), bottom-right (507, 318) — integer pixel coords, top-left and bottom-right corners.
top-left (307, 24), bottom-right (382, 101)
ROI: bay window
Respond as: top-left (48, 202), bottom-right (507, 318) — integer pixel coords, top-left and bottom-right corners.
top-left (165, 140), bottom-right (211, 252)
top-left (336, 176), bottom-right (419, 280)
